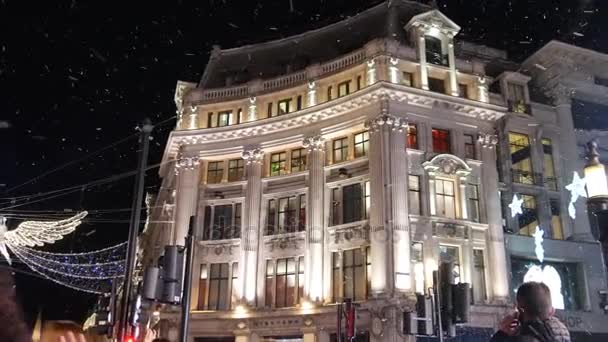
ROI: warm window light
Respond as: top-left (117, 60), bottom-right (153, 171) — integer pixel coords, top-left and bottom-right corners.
top-left (234, 304), bottom-right (248, 314)
top-left (300, 300), bottom-right (314, 310)
top-left (584, 140), bottom-right (608, 198)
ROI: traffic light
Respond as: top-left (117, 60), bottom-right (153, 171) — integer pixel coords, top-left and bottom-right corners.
top-left (142, 245), bottom-right (185, 305)
top-left (92, 279), bottom-right (118, 337)
top-left (436, 262), bottom-right (471, 337)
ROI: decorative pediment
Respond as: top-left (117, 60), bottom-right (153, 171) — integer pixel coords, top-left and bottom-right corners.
top-left (422, 154), bottom-right (471, 177)
top-left (404, 10), bottom-right (461, 35)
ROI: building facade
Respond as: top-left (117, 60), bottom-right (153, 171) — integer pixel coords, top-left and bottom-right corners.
top-left (146, 2), bottom-right (608, 341)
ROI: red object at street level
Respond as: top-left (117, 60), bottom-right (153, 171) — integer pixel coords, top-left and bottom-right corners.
top-left (125, 337), bottom-right (134, 342)
top-left (344, 298), bottom-right (356, 342)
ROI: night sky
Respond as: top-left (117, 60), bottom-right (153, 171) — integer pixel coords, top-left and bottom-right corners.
top-left (0, 0), bottom-right (605, 327)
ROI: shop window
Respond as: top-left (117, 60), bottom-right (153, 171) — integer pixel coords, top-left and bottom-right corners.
top-left (207, 161), bottom-right (224, 184)
top-left (432, 128), bottom-right (450, 153)
top-left (354, 131), bottom-right (369, 158)
top-left (409, 175), bottom-right (421, 215)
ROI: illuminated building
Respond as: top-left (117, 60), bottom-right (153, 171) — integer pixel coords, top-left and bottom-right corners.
top-left (145, 2), bottom-right (608, 341)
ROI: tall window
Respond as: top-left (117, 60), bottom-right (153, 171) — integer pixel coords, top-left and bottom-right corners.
top-left (267, 102), bottom-right (274, 117)
top-left (208, 263), bottom-right (229, 310)
top-left (275, 258), bottom-right (297, 308)
top-left (228, 159), bottom-right (244, 182)
top-left (507, 83), bottom-right (526, 102)
top-left (435, 179), bottom-right (456, 219)
top-left (333, 137), bottom-right (349, 163)
top-left (338, 81), bottom-right (351, 97)
top-left (207, 112), bottom-right (213, 128)
top-left (331, 182), bottom-right (369, 225)
top-left (458, 84), bottom-right (468, 98)
top-left (265, 261), bottom-right (274, 307)
top-left (296, 95), bottom-right (303, 110)
top-left (291, 148), bottom-right (307, 172)
top-left (298, 256), bottom-right (304, 302)
top-left (425, 35), bottom-right (446, 66)
top-left (333, 249), bottom-right (368, 301)
top-left (198, 265), bottom-right (207, 310)
top-left (278, 99), bottom-right (291, 115)
top-left (266, 195), bottom-right (306, 235)
top-left (551, 199), bottom-right (564, 240)
top-left (354, 131), bottom-right (369, 158)
top-left (409, 175), bottom-right (421, 215)
top-left (236, 108), bottom-right (243, 124)
top-left (270, 152), bottom-right (287, 176)
top-left (217, 111), bottom-right (231, 127)
top-left (432, 128), bottom-right (451, 153)
top-left (509, 133), bottom-right (534, 185)
top-left (407, 124), bottom-right (418, 149)
top-left (327, 86), bottom-right (333, 101)
top-left (472, 249), bottom-right (487, 303)
top-left (464, 134), bottom-right (476, 159)
top-left (439, 245), bottom-right (461, 283)
top-left (230, 263), bottom-right (238, 308)
top-left (543, 138), bottom-right (557, 190)
top-left (207, 161), bottom-right (224, 184)
top-left (402, 72), bottom-right (413, 87)
top-left (518, 194), bottom-right (538, 236)
top-left (203, 203), bottom-right (241, 240)
top-left (356, 75), bottom-right (362, 90)
top-left (468, 184), bottom-right (480, 222)
top-left (428, 77), bottom-right (446, 93)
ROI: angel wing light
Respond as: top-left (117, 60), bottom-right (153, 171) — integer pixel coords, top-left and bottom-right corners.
top-left (0, 211), bottom-right (88, 265)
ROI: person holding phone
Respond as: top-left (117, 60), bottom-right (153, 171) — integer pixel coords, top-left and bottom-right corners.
top-left (490, 282), bottom-right (570, 342)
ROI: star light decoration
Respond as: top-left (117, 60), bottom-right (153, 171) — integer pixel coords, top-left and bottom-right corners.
top-left (0, 212), bottom-right (126, 294)
top-left (565, 171), bottom-right (587, 219)
top-left (533, 226), bottom-right (545, 263)
top-left (508, 194), bottom-right (524, 218)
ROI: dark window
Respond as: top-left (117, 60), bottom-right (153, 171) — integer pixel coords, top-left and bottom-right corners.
top-left (439, 245), bottom-right (461, 283)
top-left (409, 175), bottom-right (421, 215)
top-left (595, 76), bottom-right (608, 87)
top-left (198, 264), bottom-right (207, 309)
top-left (435, 179), bottom-right (456, 219)
top-left (217, 111), bottom-right (231, 127)
top-left (342, 249), bottom-right (367, 301)
top-left (464, 134), bottom-right (476, 159)
top-left (267, 102), bottom-right (273, 117)
top-left (550, 199), bottom-right (563, 240)
top-left (468, 184), bottom-right (480, 222)
top-left (402, 72), bottom-right (413, 87)
top-left (472, 250), bottom-right (486, 303)
top-left (203, 204), bottom-right (241, 240)
top-left (432, 128), bottom-right (451, 153)
top-left (278, 99), bottom-right (291, 115)
top-left (428, 77), bottom-right (446, 93)
top-left (207, 112), bottom-right (213, 128)
top-left (425, 35), bottom-right (447, 66)
top-left (275, 258), bottom-right (297, 308)
top-left (507, 83), bottom-right (526, 102)
top-left (327, 86), bottom-right (333, 101)
top-left (458, 84), bottom-right (468, 98)
top-left (207, 161), bottom-right (224, 184)
top-left (338, 81), bottom-right (351, 97)
top-left (407, 124), bottom-right (418, 149)
top-left (208, 263), bottom-right (229, 310)
top-left (230, 263), bottom-right (238, 309)
top-left (333, 137), bottom-right (349, 163)
top-left (543, 139), bottom-right (557, 190)
top-left (343, 183), bottom-right (363, 224)
top-left (265, 261), bottom-right (273, 307)
top-left (297, 256), bottom-right (305, 303)
top-left (356, 76), bottom-right (362, 90)
top-left (270, 152), bottom-right (287, 176)
top-left (331, 188), bottom-right (341, 226)
top-left (266, 195), bottom-right (306, 235)
top-left (228, 159), bottom-right (244, 182)
top-left (290, 148), bottom-right (307, 172)
top-left (296, 95), bottom-right (303, 110)
top-left (354, 131), bottom-right (369, 158)
top-left (364, 181), bottom-right (370, 219)
top-left (236, 108), bottom-right (243, 124)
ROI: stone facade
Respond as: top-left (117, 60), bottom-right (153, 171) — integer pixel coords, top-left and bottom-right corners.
top-left (146, 3), bottom-right (608, 341)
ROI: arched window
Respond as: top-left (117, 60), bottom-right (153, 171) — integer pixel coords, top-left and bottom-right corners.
top-left (425, 35), bottom-right (447, 66)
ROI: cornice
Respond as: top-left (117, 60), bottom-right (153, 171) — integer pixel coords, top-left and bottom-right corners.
top-left (160, 82), bottom-right (506, 176)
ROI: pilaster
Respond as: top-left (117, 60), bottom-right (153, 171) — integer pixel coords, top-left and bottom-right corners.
top-left (248, 96), bottom-right (257, 122)
top-left (240, 147), bottom-right (264, 305)
top-left (478, 133), bottom-right (510, 302)
top-left (307, 81), bottom-right (317, 107)
top-left (417, 32), bottom-right (429, 90)
top-left (303, 135), bottom-right (326, 302)
top-left (174, 153), bottom-right (201, 246)
top-left (367, 59), bottom-right (377, 86)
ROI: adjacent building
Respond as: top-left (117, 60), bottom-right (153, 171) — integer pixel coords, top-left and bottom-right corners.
top-left (145, 1), bottom-right (608, 341)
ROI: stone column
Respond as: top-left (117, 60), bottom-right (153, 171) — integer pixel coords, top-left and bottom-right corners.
top-left (174, 154), bottom-right (201, 246)
top-left (479, 133), bottom-right (510, 302)
top-left (307, 81), bottom-right (317, 107)
top-left (303, 135), bottom-right (325, 302)
top-left (248, 96), bottom-right (257, 122)
top-left (549, 85), bottom-right (594, 241)
top-left (417, 32), bottom-right (429, 90)
top-left (366, 104), bottom-right (411, 295)
top-left (447, 35), bottom-right (459, 97)
top-left (239, 147), bottom-right (264, 305)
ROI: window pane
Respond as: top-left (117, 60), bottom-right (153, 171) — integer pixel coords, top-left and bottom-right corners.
top-left (509, 132), bottom-right (534, 185)
top-left (464, 134), bottom-right (475, 159)
top-left (343, 183), bottom-right (363, 223)
top-left (333, 138), bottom-right (348, 162)
top-left (472, 250), bottom-right (486, 303)
top-left (407, 124), bottom-right (418, 149)
top-left (409, 175), bottom-right (421, 215)
top-left (267, 199), bottom-right (276, 235)
top-left (432, 128), bottom-right (450, 153)
top-left (518, 195), bottom-right (538, 236)
top-left (468, 185), bottom-right (480, 223)
top-left (551, 199), bottom-right (563, 240)
top-left (354, 131), bottom-right (369, 158)
top-left (333, 252), bottom-right (341, 301)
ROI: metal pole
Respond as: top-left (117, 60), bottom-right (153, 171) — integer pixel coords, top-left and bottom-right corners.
top-left (118, 119), bottom-right (153, 341)
top-left (179, 217), bottom-right (196, 342)
top-left (433, 271), bottom-right (444, 342)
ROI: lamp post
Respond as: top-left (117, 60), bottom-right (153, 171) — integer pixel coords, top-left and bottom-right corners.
top-left (584, 140), bottom-right (608, 264)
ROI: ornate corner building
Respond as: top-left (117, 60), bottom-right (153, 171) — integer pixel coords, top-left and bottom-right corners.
top-left (144, 2), bottom-right (608, 341)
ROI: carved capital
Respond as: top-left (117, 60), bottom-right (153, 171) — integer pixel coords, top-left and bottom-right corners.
top-left (365, 114), bottom-right (408, 133)
top-left (175, 155), bottom-right (200, 174)
top-left (241, 148), bottom-right (264, 164)
top-left (308, 81), bottom-right (316, 90)
top-left (478, 133), bottom-right (498, 149)
top-left (302, 135), bottom-right (325, 152)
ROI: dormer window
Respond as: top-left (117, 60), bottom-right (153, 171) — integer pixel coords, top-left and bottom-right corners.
top-left (425, 35), bottom-right (447, 66)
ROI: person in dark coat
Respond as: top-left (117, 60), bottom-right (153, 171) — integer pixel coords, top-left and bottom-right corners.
top-left (490, 282), bottom-right (570, 342)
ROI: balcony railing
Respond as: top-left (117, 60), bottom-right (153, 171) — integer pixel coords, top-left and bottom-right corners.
top-left (508, 100), bottom-right (532, 115)
top-left (426, 51), bottom-right (449, 67)
top-left (511, 169), bottom-right (542, 186)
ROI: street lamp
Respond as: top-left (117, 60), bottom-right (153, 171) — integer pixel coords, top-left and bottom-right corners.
top-left (584, 139), bottom-right (608, 241)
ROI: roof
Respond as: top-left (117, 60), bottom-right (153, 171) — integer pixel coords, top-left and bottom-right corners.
top-left (199, 1), bottom-right (432, 88)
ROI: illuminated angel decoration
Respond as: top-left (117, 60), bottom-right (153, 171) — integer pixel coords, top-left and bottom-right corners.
top-left (0, 212), bottom-right (126, 294)
top-left (0, 211), bottom-right (87, 265)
